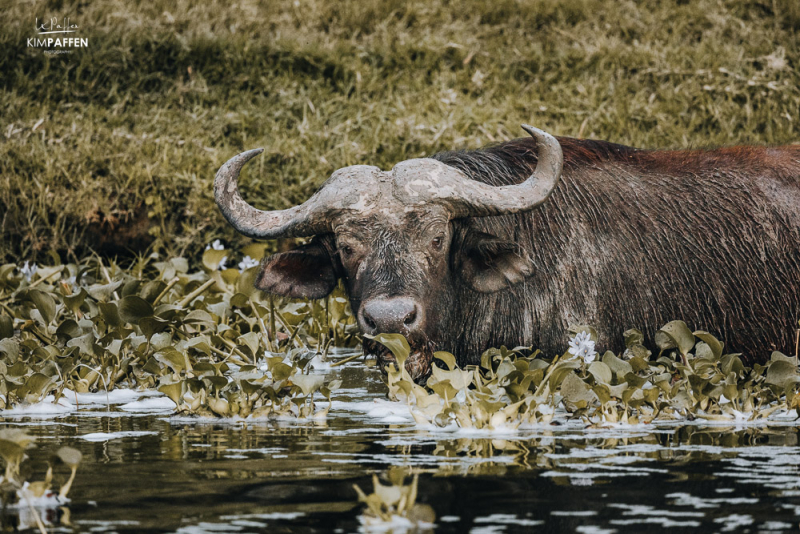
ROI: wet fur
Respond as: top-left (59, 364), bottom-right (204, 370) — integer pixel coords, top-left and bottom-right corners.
top-left (434, 137), bottom-right (800, 363)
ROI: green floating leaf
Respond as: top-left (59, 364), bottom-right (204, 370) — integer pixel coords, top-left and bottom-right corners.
top-left (368, 333), bottom-right (411, 367)
top-left (55, 319), bottom-right (81, 339)
top-left (207, 396), bottom-right (231, 417)
top-left (429, 380), bottom-right (458, 402)
top-left (154, 347), bottom-right (187, 373)
top-left (20, 373), bottom-right (56, 402)
top-left (694, 341), bottom-right (715, 361)
top-left (0, 315), bottom-right (13, 340)
top-left (29, 289), bottom-right (56, 325)
top-left (238, 332), bottom-right (261, 356)
top-left (0, 338), bottom-right (20, 363)
top-left (184, 310), bottom-right (215, 325)
top-left (63, 288), bottom-right (88, 314)
top-left (118, 295), bottom-right (154, 325)
top-left (765, 360), bottom-right (800, 389)
top-left (693, 331), bottom-right (723, 359)
top-left (655, 320), bottom-right (695, 356)
top-left (158, 380), bottom-right (183, 406)
top-left (202, 249), bottom-right (228, 271)
top-left (139, 280), bottom-right (167, 303)
top-left (434, 351), bottom-right (457, 371)
top-left (270, 361), bottom-right (295, 381)
top-left (140, 316), bottom-right (170, 339)
top-left (230, 292), bottom-right (250, 308)
top-left (236, 268), bottom-right (258, 296)
top-left (560, 372), bottom-right (594, 404)
top-left (623, 328), bottom-right (644, 348)
top-left (602, 351), bottom-right (633, 380)
top-left (548, 359), bottom-right (582, 391)
top-left (770, 351), bottom-right (796, 363)
top-left (66, 333), bottom-right (95, 356)
top-left (86, 280), bottom-right (123, 302)
top-left (204, 375), bottom-right (228, 391)
top-left (587, 361), bottom-right (612, 385)
top-left (292, 374), bottom-right (325, 396)
top-left (98, 302), bottom-right (124, 328)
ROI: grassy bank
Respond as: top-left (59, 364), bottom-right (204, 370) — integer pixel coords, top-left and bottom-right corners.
top-left (1, 0), bottom-right (799, 263)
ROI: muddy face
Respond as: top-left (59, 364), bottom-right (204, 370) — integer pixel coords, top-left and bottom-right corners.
top-left (252, 207), bottom-right (538, 385)
top-left (333, 207), bottom-right (456, 384)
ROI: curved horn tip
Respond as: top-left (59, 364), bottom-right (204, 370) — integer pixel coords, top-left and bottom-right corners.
top-left (236, 147), bottom-right (265, 162)
top-left (520, 124), bottom-right (554, 141)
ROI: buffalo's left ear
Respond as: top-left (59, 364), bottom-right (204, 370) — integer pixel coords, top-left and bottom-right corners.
top-left (457, 230), bottom-right (535, 293)
top-left (255, 239), bottom-right (338, 299)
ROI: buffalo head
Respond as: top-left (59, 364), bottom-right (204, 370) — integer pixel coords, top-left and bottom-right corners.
top-left (215, 125), bottom-right (563, 383)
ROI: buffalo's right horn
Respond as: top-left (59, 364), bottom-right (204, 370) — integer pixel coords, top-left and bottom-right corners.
top-left (214, 148), bottom-right (332, 239)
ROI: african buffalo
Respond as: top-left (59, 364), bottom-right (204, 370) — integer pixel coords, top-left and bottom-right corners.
top-left (215, 126), bottom-right (800, 383)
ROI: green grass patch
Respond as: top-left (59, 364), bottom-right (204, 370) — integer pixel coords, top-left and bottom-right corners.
top-left (1, 0), bottom-right (798, 263)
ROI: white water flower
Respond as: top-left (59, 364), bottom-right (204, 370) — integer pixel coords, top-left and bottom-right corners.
top-left (238, 255), bottom-right (259, 272)
top-left (568, 331), bottom-right (597, 363)
top-left (205, 239), bottom-right (225, 251)
top-left (19, 261), bottom-right (38, 282)
top-left (217, 256), bottom-right (228, 270)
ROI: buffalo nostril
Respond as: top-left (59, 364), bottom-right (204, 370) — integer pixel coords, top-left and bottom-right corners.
top-left (361, 297), bottom-right (422, 334)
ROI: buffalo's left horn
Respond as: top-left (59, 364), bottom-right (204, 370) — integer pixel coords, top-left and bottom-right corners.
top-left (445, 125), bottom-right (563, 217)
top-left (214, 148), bottom-right (332, 239)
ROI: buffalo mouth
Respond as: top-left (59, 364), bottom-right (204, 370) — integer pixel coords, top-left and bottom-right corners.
top-left (363, 336), bottom-right (435, 386)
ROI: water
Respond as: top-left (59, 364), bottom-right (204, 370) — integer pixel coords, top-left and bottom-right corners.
top-left (2, 352), bottom-right (800, 533)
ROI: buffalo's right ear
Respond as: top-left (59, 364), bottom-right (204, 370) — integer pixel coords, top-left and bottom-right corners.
top-left (255, 239), bottom-right (338, 299)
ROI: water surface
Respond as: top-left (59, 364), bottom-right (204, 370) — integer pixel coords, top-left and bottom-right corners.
top-left (2, 352), bottom-right (800, 533)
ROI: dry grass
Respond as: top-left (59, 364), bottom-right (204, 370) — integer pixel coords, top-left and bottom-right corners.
top-left (1, 0), bottom-right (798, 263)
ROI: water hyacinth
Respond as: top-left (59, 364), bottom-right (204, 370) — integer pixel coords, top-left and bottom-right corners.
top-left (238, 255), bottom-right (259, 272)
top-left (375, 319), bottom-right (800, 430)
top-left (18, 261), bottom-right (37, 282)
top-left (2, 251), bottom-right (800, 430)
top-left (568, 331), bottom-right (597, 363)
top-left (205, 240), bottom-right (225, 251)
top-left (0, 251), bottom-right (359, 415)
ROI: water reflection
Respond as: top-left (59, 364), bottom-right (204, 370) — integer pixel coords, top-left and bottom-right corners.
top-left (2, 361), bottom-right (800, 532)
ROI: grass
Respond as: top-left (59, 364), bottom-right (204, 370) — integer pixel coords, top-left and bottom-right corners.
top-left (1, 0), bottom-right (799, 263)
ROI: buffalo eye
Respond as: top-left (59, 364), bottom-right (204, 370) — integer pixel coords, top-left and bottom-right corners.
top-left (431, 236), bottom-right (444, 251)
top-left (341, 245), bottom-right (355, 258)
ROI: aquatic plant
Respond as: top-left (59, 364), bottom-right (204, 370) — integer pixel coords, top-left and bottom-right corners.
top-left (2, 250), bottom-right (798, 425)
top-left (354, 470), bottom-right (436, 531)
top-left (568, 331), bottom-right (596, 363)
top-left (0, 429), bottom-right (81, 514)
top-left (375, 320), bottom-right (800, 429)
top-left (0, 250), bottom-right (358, 417)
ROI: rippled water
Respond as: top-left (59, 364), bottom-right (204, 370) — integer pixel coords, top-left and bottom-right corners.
top-left (2, 350), bottom-right (800, 533)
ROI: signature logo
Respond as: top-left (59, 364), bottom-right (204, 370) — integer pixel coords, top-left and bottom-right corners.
top-left (27, 17), bottom-right (88, 54)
